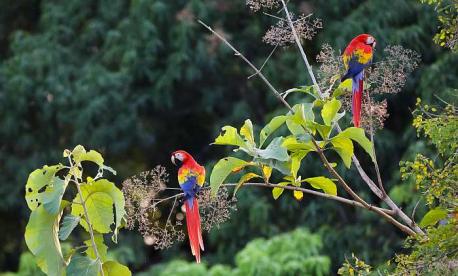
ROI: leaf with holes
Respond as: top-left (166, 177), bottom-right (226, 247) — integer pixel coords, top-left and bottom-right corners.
top-left (25, 165), bottom-right (66, 214)
top-left (212, 126), bottom-right (246, 148)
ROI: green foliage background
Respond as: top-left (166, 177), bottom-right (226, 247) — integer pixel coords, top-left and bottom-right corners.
top-left (0, 0), bottom-right (456, 274)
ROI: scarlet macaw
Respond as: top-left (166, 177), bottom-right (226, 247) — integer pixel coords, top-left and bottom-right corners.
top-left (341, 34), bottom-right (376, 127)
top-left (171, 150), bottom-right (205, 263)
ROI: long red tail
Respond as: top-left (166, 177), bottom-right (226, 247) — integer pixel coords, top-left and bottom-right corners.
top-left (184, 198), bottom-right (204, 263)
top-left (352, 72), bottom-right (364, 128)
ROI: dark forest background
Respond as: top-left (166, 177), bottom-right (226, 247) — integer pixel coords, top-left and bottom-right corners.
top-left (0, 0), bottom-right (457, 274)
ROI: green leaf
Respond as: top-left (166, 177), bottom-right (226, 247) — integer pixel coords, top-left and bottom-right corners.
top-left (419, 208), bottom-right (448, 228)
top-left (240, 119), bottom-right (255, 145)
top-left (304, 177), bottom-right (337, 195)
top-left (25, 165), bottom-right (66, 214)
top-left (313, 123), bottom-right (332, 139)
top-left (84, 234), bottom-right (108, 262)
top-left (102, 165), bottom-right (117, 176)
top-left (212, 126), bottom-right (246, 148)
top-left (257, 137), bottom-right (289, 161)
top-left (210, 157), bottom-right (249, 196)
top-left (333, 79), bottom-right (352, 97)
top-left (234, 173), bottom-right (262, 196)
top-left (102, 261), bottom-right (131, 276)
top-left (286, 118), bottom-right (306, 136)
top-left (59, 214), bottom-right (80, 240)
top-left (330, 137), bottom-right (354, 168)
top-left (25, 202), bottom-right (68, 276)
top-left (71, 179), bottom-right (125, 242)
top-left (272, 182), bottom-right (289, 199)
top-left (321, 98), bottom-right (342, 126)
top-left (291, 151), bottom-right (308, 179)
top-left (72, 145), bottom-right (104, 167)
top-left (259, 115), bottom-right (287, 147)
top-left (66, 255), bottom-right (99, 276)
top-left (282, 136), bottom-right (315, 152)
top-left (334, 127), bottom-right (375, 161)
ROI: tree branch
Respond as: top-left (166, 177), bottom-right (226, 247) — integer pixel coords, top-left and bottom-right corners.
top-left (279, 0), bottom-right (323, 98)
top-left (197, 19), bottom-right (417, 235)
top-left (224, 183), bottom-right (394, 215)
top-left (277, 1), bottom-right (425, 235)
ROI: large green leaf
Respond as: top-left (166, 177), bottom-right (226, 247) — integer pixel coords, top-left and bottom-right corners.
top-left (419, 208), bottom-right (448, 228)
top-left (71, 179), bottom-right (125, 242)
top-left (212, 126), bottom-right (246, 148)
top-left (304, 177), bottom-right (337, 195)
top-left (257, 137), bottom-right (289, 161)
top-left (25, 202), bottom-right (68, 276)
top-left (334, 127), bottom-right (375, 161)
top-left (25, 165), bottom-right (66, 214)
top-left (259, 115), bottom-right (287, 147)
top-left (66, 255), bottom-right (99, 276)
top-left (330, 137), bottom-right (354, 168)
top-left (210, 157), bottom-right (249, 196)
top-left (321, 98), bottom-right (341, 126)
top-left (102, 261), bottom-right (131, 276)
top-left (59, 214), bottom-right (80, 241)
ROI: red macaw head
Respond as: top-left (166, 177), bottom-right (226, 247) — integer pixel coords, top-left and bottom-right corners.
top-left (171, 150), bottom-right (193, 166)
top-left (354, 34), bottom-right (376, 48)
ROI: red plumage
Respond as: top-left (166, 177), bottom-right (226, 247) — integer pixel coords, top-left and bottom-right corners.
top-left (184, 198), bottom-right (204, 263)
top-left (341, 34), bottom-right (376, 128)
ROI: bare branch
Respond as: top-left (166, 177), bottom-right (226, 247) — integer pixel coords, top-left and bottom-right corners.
top-left (248, 45), bottom-right (278, 79)
top-left (279, 0), bottom-right (323, 97)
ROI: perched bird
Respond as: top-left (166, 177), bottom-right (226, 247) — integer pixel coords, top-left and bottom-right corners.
top-left (171, 150), bottom-right (205, 263)
top-left (341, 34), bottom-right (376, 127)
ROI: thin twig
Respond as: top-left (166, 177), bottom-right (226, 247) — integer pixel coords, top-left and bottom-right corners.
top-left (248, 45), bottom-right (278, 79)
top-left (279, 0), bottom-right (323, 97)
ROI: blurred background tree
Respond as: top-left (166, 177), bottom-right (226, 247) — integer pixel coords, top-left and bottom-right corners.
top-left (0, 0), bottom-right (456, 274)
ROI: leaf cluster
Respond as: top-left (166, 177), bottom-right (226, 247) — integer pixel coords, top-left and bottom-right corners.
top-left (24, 145), bottom-right (130, 276)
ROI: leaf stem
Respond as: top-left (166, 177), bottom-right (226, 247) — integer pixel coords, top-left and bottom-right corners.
top-left (68, 156), bottom-right (105, 276)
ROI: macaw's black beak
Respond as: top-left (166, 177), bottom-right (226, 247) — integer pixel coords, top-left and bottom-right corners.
top-left (171, 155), bottom-right (177, 166)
